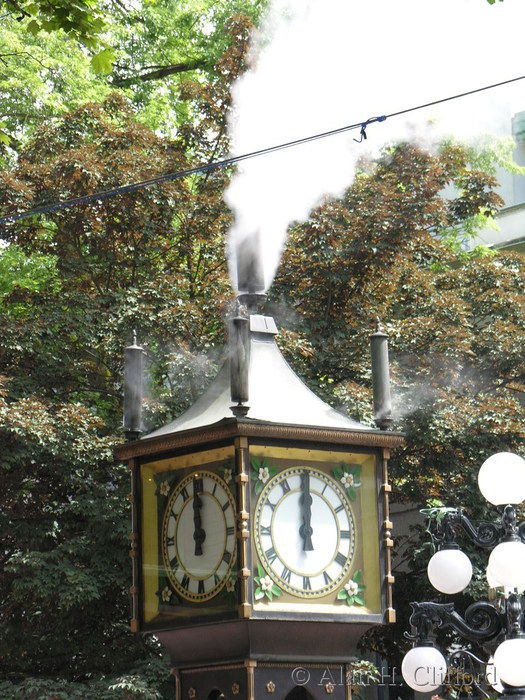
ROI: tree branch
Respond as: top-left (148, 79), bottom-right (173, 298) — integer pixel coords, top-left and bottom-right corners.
top-left (111, 59), bottom-right (208, 87)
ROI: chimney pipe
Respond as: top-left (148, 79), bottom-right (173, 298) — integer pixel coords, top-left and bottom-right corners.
top-left (236, 230), bottom-right (267, 314)
top-left (370, 318), bottom-right (393, 430)
top-left (229, 314), bottom-right (250, 417)
top-left (123, 331), bottom-right (144, 441)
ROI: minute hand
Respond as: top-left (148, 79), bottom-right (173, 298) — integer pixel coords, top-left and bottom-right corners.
top-left (193, 477), bottom-right (206, 556)
top-left (299, 471), bottom-right (314, 551)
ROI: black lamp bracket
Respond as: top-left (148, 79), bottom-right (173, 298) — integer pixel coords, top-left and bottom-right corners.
top-left (405, 600), bottom-right (503, 646)
top-left (426, 507), bottom-right (525, 550)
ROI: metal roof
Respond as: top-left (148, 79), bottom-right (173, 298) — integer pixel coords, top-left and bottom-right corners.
top-left (146, 314), bottom-right (369, 439)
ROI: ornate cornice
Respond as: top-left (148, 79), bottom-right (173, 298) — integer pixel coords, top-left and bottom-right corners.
top-left (115, 418), bottom-right (404, 461)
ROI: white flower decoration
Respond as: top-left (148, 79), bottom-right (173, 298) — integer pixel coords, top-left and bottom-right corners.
top-left (159, 481), bottom-right (170, 497)
top-left (340, 473), bottom-right (354, 488)
top-left (226, 577), bottom-right (236, 593)
top-left (223, 468), bottom-right (233, 484)
top-left (261, 575), bottom-right (273, 592)
top-left (162, 586), bottom-right (172, 602)
top-left (259, 467), bottom-right (270, 484)
top-left (345, 580), bottom-right (359, 596)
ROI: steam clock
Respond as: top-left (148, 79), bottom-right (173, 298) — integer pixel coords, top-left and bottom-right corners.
top-left (116, 301), bottom-right (402, 700)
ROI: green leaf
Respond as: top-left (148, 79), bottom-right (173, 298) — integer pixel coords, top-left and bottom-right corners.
top-left (90, 48), bottom-right (115, 75)
top-left (271, 584), bottom-right (282, 596)
top-left (337, 590), bottom-right (347, 600)
top-left (26, 19), bottom-right (41, 35)
top-left (347, 486), bottom-right (357, 501)
top-left (353, 570), bottom-right (362, 583)
top-left (354, 595), bottom-right (366, 606)
top-left (333, 466), bottom-right (343, 480)
top-left (255, 587), bottom-right (264, 600)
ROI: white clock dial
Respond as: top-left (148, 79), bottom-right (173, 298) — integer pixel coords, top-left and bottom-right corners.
top-left (161, 471), bottom-right (236, 602)
top-left (254, 467), bottom-right (356, 597)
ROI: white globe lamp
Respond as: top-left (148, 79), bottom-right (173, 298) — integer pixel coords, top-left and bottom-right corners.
top-left (478, 452), bottom-right (525, 506)
top-left (493, 638), bottom-right (525, 687)
top-left (488, 540), bottom-right (525, 589)
top-left (427, 548), bottom-right (472, 594)
top-left (401, 646), bottom-right (447, 693)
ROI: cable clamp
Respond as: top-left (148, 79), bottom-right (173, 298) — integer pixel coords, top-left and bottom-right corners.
top-left (353, 115), bottom-right (387, 143)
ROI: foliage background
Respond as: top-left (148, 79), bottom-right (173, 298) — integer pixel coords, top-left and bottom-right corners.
top-left (0, 0), bottom-right (524, 697)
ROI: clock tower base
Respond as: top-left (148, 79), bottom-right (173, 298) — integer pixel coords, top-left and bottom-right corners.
top-left (176, 659), bottom-right (354, 699)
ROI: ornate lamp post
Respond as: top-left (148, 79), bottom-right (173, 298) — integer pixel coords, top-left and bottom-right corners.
top-left (401, 451), bottom-right (525, 697)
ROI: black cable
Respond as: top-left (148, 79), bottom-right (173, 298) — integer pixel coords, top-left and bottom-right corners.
top-left (1, 73), bottom-right (524, 226)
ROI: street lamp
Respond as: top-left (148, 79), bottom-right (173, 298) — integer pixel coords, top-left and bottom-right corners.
top-left (401, 451), bottom-right (525, 696)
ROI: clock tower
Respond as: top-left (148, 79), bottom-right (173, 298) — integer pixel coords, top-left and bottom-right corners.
top-left (116, 309), bottom-right (402, 700)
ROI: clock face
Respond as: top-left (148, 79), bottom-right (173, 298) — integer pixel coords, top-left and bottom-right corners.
top-left (254, 466), bottom-right (356, 597)
top-left (161, 470), bottom-right (236, 603)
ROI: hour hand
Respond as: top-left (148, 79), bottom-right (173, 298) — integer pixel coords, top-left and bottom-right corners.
top-left (193, 477), bottom-right (206, 556)
top-left (299, 470), bottom-right (314, 551)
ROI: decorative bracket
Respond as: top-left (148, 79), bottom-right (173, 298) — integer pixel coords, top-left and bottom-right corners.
top-left (405, 600), bottom-right (503, 645)
top-left (426, 506), bottom-right (525, 550)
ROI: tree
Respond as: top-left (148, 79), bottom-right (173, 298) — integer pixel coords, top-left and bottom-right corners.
top-left (0, 16), bottom-right (255, 695)
top-left (0, 0), bottom-right (267, 158)
top-left (1, 0), bottom-right (112, 59)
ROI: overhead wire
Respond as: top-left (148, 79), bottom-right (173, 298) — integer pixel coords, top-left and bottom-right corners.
top-left (1, 73), bottom-right (524, 226)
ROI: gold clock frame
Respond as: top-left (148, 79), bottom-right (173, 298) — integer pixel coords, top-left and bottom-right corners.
top-left (253, 465), bottom-right (357, 599)
top-left (161, 469), bottom-right (237, 604)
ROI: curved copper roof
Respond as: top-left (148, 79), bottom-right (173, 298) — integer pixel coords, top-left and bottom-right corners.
top-left (146, 315), bottom-right (369, 439)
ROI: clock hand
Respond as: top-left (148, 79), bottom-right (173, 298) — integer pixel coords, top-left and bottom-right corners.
top-left (299, 470), bottom-right (314, 551)
top-left (193, 477), bottom-right (206, 556)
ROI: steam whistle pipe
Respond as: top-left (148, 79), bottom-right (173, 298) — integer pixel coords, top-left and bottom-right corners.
top-left (123, 331), bottom-right (144, 441)
top-left (236, 230), bottom-right (267, 314)
top-left (229, 314), bottom-right (250, 417)
top-left (370, 318), bottom-right (393, 430)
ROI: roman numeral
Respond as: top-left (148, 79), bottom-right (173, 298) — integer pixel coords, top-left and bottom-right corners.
top-left (212, 483), bottom-right (217, 496)
top-left (181, 574), bottom-right (190, 590)
top-left (180, 486), bottom-right (190, 502)
top-left (222, 500), bottom-right (230, 512)
top-left (340, 529), bottom-right (351, 539)
top-left (335, 503), bottom-right (345, 514)
top-left (166, 535), bottom-right (174, 546)
top-left (335, 551), bottom-right (347, 567)
top-left (303, 576), bottom-right (312, 590)
top-left (222, 550), bottom-right (232, 565)
top-left (226, 526), bottom-right (235, 536)
top-left (169, 554), bottom-right (179, 570)
top-left (198, 580), bottom-right (205, 594)
top-left (260, 525), bottom-right (271, 536)
top-left (281, 479), bottom-right (291, 494)
top-left (265, 546), bottom-right (278, 564)
top-left (323, 571), bottom-right (333, 585)
top-left (281, 566), bottom-right (292, 583)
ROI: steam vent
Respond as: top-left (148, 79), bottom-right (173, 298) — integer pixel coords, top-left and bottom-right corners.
top-left (116, 257), bottom-right (403, 699)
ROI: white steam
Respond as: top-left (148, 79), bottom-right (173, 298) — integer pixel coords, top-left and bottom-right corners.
top-left (225, 0), bottom-right (525, 291)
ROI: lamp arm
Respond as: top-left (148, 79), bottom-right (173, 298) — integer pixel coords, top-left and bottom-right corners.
top-left (431, 510), bottom-right (514, 549)
top-left (453, 511), bottom-right (502, 548)
top-left (430, 509), bottom-right (525, 549)
top-left (406, 601), bottom-right (502, 644)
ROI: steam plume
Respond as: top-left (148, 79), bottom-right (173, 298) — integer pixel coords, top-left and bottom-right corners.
top-left (225, 0), bottom-right (525, 292)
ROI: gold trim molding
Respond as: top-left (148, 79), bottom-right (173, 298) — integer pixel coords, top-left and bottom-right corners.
top-left (115, 419), bottom-right (404, 460)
